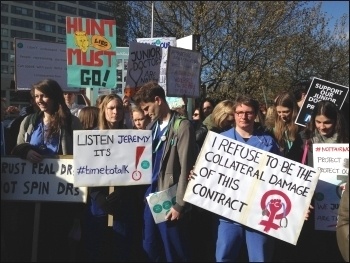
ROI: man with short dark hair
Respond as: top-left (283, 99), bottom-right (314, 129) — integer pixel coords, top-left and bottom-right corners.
top-left (63, 90), bottom-right (90, 116)
top-left (134, 81), bottom-right (196, 261)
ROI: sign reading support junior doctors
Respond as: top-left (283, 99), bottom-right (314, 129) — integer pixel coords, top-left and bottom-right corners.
top-left (184, 131), bottom-right (320, 245)
top-left (295, 77), bottom-right (349, 127)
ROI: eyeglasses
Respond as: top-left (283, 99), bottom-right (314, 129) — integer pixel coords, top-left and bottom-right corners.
top-left (193, 113), bottom-right (199, 117)
top-left (235, 111), bottom-right (254, 117)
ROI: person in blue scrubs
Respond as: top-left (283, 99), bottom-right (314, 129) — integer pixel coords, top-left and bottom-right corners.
top-left (134, 81), bottom-right (197, 262)
top-left (215, 95), bottom-right (280, 262)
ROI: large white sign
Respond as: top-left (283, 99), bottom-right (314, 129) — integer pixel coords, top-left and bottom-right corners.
top-left (1, 156), bottom-right (87, 202)
top-left (312, 143), bottom-right (349, 231)
top-left (14, 38), bottom-right (68, 90)
top-left (73, 129), bottom-right (152, 186)
top-left (184, 131), bottom-right (320, 245)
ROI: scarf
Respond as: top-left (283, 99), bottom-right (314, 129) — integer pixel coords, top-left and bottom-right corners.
top-left (311, 130), bottom-right (338, 144)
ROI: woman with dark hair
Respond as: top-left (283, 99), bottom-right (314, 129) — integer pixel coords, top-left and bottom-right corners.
top-left (15, 79), bottom-right (81, 158)
top-left (199, 98), bottom-right (215, 121)
top-left (11, 79), bottom-right (82, 261)
top-left (304, 100), bottom-right (348, 151)
top-left (276, 100), bottom-right (349, 262)
top-left (299, 100), bottom-right (348, 262)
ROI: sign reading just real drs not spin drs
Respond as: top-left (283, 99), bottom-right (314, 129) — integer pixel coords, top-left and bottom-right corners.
top-left (73, 130), bottom-right (152, 187)
top-left (1, 156), bottom-right (87, 202)
top-left (184, 131), bottom-right (321, 245)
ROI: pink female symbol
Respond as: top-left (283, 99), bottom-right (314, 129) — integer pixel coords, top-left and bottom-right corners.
top-left (259, 190), bottom-right (291, 232)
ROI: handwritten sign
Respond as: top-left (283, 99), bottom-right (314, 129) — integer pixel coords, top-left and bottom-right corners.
top-left (1, 156), bottom-right (87, 202)
top-left (295, 77), bottom-right (349, 126)
top-left (136, 37), bottom-right (176, 92)
top-left (184, 131), bottom-right (320, 245)
top-left (73, 129), bottom-right (152, 187)
top-left (66, 17), bottom-right (116, 88)
top-left (125, 42), bottom-right (162, 92)
top-left (166, 46), bottom-right (201, 98)
top-left (312, 143), bottom-right (349, 231)
top-left (136, 37), bottom-right (185, 108)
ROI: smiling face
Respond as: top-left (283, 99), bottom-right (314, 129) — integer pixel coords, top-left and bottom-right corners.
top-left (315, 114), bottom-right (335, 137)
top-left (104, 98), bottom-right (123, 126)
top-left (34, 89), bottom-right (54, 114)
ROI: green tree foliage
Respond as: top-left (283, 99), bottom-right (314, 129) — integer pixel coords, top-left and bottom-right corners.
top-left (111, 1), bottom-right (349, 105)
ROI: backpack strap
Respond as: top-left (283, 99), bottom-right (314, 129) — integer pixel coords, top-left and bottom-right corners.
top-left (172, 115), bottom-right (186, 135)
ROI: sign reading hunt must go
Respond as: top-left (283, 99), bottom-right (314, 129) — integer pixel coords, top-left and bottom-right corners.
top-left (1, 156), bottom-right (87, 203)
top-left (66, 17), bottom-right (117, 88)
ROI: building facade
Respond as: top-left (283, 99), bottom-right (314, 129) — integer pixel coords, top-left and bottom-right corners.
top-left (1, 1), bottom-right (127, 107)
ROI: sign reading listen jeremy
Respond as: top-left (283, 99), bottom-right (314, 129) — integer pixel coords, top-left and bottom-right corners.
top-left (73, 129), bottom-right (152, 187)
top-left (66, 17), bottom-right (117, 88)
top-left (184, 131), bottom-right (320, 245)
top-left (1, 156), bottom-right (87, 202)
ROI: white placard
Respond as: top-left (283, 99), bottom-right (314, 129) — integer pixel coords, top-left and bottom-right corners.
top-left (1, 156), bottom-right (87, 202)
top-left (312, 143), bottom-right (349, 231)
top-left (146, 184), bottom-right (177, 224)
top-left (73, 129), bottom-right (152, 186)
top-left (14, 38), bottom-right (70, 90)
top-left (184, 131), bottom-right (320, 245)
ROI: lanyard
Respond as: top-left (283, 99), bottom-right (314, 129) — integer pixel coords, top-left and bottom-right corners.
top-left (153, 122), bottom-right (169, 153)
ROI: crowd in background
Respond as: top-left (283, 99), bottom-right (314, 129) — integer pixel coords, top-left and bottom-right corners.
top-left (1, 78), bottom-right (349, 262)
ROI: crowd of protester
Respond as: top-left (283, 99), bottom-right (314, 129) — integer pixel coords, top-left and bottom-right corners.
top-left (1, 78), bottom-right (349, 262)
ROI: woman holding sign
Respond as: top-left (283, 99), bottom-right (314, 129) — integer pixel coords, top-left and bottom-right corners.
top-left (215, 95), bottom-right (280, 262)
top-left (295, 100), bottom-right (348, 262)
top-left (87, 93), bottom-right (147, 261)
top-left (12, 79), bottom-right (82, 261)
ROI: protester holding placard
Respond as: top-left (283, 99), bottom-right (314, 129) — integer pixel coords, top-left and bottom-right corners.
top-left (134, 81), bottom-right (197, 262)
top-left (88, 93), bottom-right (146, 261)
top-left (295, 100), bottom-right (349, 262)
top-left (212, 95), bottom-right (281, 262)
top-left (11, 79), bottom-right (82, 261)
